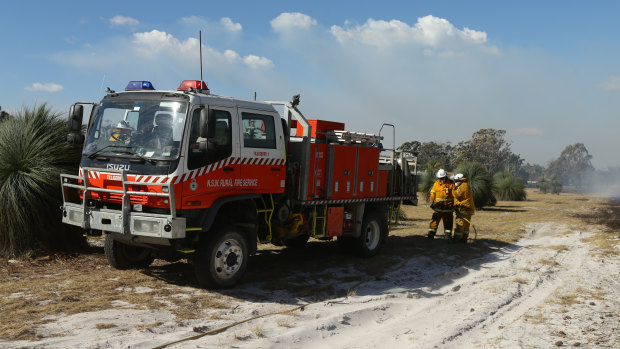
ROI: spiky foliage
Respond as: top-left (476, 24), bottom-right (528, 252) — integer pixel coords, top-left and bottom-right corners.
top-left (550, 175), bottom-right (563, 194)
top-left (537, 176), bottom-right (549, 193)
top-left (0, 104), bottom-right (85, 257)
top-left (419, 166), bottom-right (436, 202)
top-left (454, 162), bottom-right (495, 208)
top-left (493, 171), bottom-right (527, 201)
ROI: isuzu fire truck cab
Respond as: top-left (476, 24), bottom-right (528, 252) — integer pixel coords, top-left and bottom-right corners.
top-left (61, 80), bottom-right (417, 288)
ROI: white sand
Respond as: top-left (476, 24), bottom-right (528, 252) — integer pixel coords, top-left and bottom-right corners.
top-left (3, 222), bottom-right (619, 348)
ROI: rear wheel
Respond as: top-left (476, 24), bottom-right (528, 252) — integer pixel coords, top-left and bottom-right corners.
top-left (104, 234), bottom-right (154, 269)
top-left (194, 227), bottom-right (248, 289)
top-left (355, 210), bottom-right (388, 257)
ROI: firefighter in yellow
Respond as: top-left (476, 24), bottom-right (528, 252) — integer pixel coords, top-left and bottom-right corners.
top-left (453, 173), bottom-right (475, 243)
top-left (428, 169), bottom-right (454, 239)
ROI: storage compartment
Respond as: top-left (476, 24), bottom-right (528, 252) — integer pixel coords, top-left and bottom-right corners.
top-left (293, 119), bottom-right (345, 139)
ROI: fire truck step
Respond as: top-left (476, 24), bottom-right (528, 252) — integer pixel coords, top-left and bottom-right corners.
top-left (176, 248), bottom-right (196, 254)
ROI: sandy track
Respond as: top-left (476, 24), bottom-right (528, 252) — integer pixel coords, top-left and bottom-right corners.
top-left (3, 222), bottom-right (618, 348)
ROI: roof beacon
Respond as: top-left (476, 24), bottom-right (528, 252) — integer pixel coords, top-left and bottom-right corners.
top-left (177, 80), bottom-right (209, 94)
top-left (125, 81), bottom-right (155, 91)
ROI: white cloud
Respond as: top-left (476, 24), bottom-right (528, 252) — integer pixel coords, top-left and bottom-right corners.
top-left (110, 15), bottom-right (139, 27)
top-left (24, 83), bottom-right (64, 93)
top-left (131, 30), bottom-right (271, 69)
top-left (599, 76), bottom-right (620, 91)
top-left (330, 15), bottom-right (497, 54)
top-left (271, 12), bottom-right (317, 32)
top-left (515, 128), bottom-right (544, 136)
top-left (243, 55), bottom-right (274, 69)
top-left (132, 30), bottom-right (199, 57)
top-left (221, 17), bottom-right (242, 32)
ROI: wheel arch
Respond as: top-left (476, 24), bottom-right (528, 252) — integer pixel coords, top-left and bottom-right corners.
top-left (198, 194), bottom-right (260, 254)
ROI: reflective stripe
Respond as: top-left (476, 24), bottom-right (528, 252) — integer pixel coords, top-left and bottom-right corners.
top-left (444, 230), bottom-right (452, 233)
top-left (430, 190), bottom-right (436, 193)
top-left (435, 198), bottom-right (453, 202)
top-left (433, 208), bottom-right (454, 212)
top-left (428, 229), bottom-right (436, 233)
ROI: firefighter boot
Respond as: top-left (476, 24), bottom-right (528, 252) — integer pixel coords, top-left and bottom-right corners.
top-left (427, 230), bottom-right (436, 240)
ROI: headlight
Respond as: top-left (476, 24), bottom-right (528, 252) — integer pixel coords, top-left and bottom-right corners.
top-left (133, 219), bottom-right (161, 234)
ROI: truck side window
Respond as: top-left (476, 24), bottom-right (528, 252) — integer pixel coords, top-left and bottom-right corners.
top-left (241, 113), bottom-right (276, 149)
top-left (188, 109), bottom-right (232, 170)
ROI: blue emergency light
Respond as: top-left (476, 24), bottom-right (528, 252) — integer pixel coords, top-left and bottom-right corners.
top-left (125, 81), bottom-right (155, 91)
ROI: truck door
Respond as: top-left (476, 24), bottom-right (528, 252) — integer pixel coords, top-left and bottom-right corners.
top-left (182, 106), bottom-right (240, 208)
top-left (238, 109), bottom-right (286, 194)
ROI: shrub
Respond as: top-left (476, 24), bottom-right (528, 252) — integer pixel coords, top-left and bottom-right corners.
top-left (454, 162), bottom-right (495, 208)
top-left (537, 176), bottom-right (550, 193)
top-left (493, 171), bottom-right (527, 201)
top-left (0, 104), bottom-right (85, 257)
top-left (550, 175), bottom-right (563, 194)
top-left (419, 166), bottom-right (436, 202)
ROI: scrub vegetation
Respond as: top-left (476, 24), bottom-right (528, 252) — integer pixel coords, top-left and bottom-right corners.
top-left (0, 104), bottom-right (84, 257)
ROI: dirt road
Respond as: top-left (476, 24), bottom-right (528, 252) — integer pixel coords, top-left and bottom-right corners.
top-left (1, 192), bottom-right (618, 348)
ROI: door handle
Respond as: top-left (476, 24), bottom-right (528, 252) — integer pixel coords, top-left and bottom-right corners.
top-left (223, 167), bottom-right (234, 172)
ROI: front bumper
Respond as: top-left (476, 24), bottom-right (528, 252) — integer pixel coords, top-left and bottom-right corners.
top-left (62, 203), bottom-right (186, 239)
top-left (61, 167), bottom-right (186, 241)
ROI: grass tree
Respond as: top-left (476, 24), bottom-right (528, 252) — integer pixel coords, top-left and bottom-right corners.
top-left (419, 166), bottom-right (437, 202)
top-left (454, 162), bottom-right (496, 208)
top-left (0, 104), bottom-right (85, 257)
top-left (493, 171), bottom-right (527, 201)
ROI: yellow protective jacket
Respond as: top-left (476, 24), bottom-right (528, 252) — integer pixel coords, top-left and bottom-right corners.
top-left (430, 179), bottom-right (454, 212)
top-left (453, 178), bottom-right (475, 215)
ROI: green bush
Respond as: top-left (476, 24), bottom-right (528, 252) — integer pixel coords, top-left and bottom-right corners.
top-left (419, 166), bottom-right (436, 202)
top-left (0, 104), bottom-right (85, 257)
top-left (550, 175), bottom-right (562, 194)
top-left (454, 162), bottom-right (495, 208)
top-left (493, 171), bottom-right (526, 201)
top-left (537, 175), bottom-right (562, 194)
top-left (537, 176), bottom-right (549, 193)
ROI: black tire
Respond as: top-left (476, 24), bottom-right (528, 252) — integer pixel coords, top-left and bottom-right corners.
top-left (104, 234), bottom-right (154, 270)
top-left (194, 227), bottom-right (248, 289)
top-left (283, 234), bottom-right (310, 248)
top-left (355, 210), bottom-right (388, 257)
top-left (337, 236), bottom-right (356, 253)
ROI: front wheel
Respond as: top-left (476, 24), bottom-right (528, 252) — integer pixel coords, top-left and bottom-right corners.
top-left (355, 210), bottom-right (388, 257)
top-left (194, 227), bottom-right (248, 289)
top-left (104, 234), bottom-right (154, 269)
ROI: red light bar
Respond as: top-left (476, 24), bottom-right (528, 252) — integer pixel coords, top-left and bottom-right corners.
top-left (177, 80), bottom-right (209, 91)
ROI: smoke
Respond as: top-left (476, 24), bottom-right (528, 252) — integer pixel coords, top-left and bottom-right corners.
top-left (582, 168), bottom-right (620, 199)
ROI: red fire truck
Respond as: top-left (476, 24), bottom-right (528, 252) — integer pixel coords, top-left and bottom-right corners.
top-left (61, 80), bottom-right (417, 288)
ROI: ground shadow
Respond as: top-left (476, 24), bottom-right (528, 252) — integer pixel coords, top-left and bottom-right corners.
top-left (480, 207), bottom-right (527, 213)
top-left (141, 233), bottom-right (518, 306)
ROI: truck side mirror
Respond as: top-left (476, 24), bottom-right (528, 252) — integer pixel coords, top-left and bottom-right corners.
top-left (199, 107), bottom-right (216, 139)
top-left (68, 104), bottom-right (83, 132)
top-left (67, 132), bottom-right (85, 145)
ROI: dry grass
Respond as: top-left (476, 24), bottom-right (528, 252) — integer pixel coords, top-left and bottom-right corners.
top-left (0, 255), bottom-right (234, 340)
top-left (538, 258), bottom-right (559, 266)
top-left (546, 245), bottom-right (570, 252)
top-left (95, 323), bottom-right (117, 330)
top-left (1, 188), bottom-right (617, 341)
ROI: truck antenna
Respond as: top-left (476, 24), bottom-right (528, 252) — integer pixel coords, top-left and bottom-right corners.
top-left (199, 30), bottom-right (203, 83)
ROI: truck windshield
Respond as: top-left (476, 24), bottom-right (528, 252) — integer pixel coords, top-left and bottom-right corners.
top-left (84, 100), bottom-right (188, 160)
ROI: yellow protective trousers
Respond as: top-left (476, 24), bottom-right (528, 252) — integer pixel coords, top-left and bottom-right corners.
top-left (429, 211), bottom-right (453, 237)
top-left (454, 214), bottom-right (471, 239)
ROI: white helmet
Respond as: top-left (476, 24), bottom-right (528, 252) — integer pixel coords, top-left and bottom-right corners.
top-left (436, 169), bottom-right (447, 178)
top-left (454, 173), bottom-right (464, 181)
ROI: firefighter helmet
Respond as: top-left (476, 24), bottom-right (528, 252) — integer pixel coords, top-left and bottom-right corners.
top-left (436, 169), bottom-right (447, 178)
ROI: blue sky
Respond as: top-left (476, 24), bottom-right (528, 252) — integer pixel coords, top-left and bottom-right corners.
top-left (2, 1), bottom-right (619, 169)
